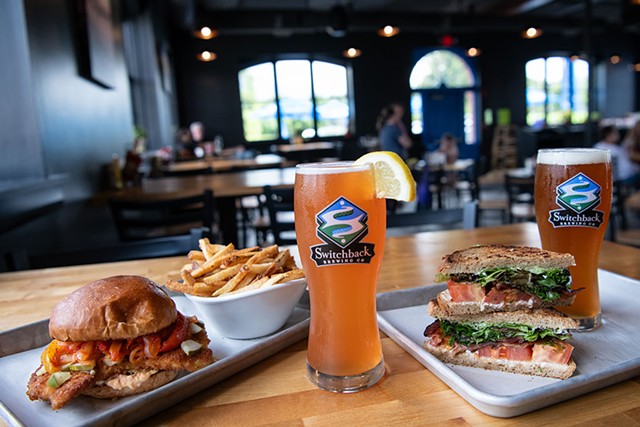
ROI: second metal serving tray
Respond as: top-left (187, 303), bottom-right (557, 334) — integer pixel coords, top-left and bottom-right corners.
top-left (376, 269), bottom-right (640, 418)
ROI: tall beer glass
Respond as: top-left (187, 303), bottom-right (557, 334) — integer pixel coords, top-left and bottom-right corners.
top-left (535, 149), bottom-right (612, 330)
top-left (294, 161), bottom-right (385, 392)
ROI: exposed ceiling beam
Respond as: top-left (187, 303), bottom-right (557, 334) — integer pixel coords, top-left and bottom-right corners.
top-left (508, 0), bottom-right (556, 14)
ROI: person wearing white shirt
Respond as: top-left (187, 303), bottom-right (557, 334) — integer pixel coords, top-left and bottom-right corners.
top-left (594, 125), bottom-right (640, 185)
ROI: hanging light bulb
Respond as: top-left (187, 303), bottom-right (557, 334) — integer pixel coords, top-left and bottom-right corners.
top-left (342, 47), bottom-right (362, 58)
top-left (467, 47), bottom-right (481, 57)
top-left (194, 26), bottom-right (218, 40)
top-left (377, 25), bottom-right (400, 37)
top-left (197, 50), bottom-right (217, 62)
top-left (521, 26), bottom-right (543, 39)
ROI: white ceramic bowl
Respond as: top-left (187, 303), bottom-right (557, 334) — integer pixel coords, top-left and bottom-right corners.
top-left (185, 278), bottom-right (307, 339)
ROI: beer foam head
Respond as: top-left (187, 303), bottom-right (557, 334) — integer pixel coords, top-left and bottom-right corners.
top-left (537, 148), bottom-right (611, 165)
top-left (295, 161), bottom-right (371, 175)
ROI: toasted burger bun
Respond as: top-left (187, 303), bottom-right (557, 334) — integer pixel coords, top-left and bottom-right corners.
top-left (438, 245), bottom-right (575, 276)
top-left (423, 340), bottom-right (576, 379)
top-left (81, 370), bottom-right (179, 399)
top-left (49, 275), bottom-right (177, 342)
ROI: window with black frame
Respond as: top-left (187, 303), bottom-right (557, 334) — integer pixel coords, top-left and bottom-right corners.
top-left (525, 56), bottom-right (589, 128)
top-left (238, 59), bottom-right (351, 143)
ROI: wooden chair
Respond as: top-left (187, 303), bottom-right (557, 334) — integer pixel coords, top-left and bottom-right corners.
top-left (386, 201), bottom-right (478, 234)
top-left (236, 194), bottom-right (270, 247)
top-left (608, 184), bottom-right (640, 247)
top-left (262, 185), bottom-right (296, 245)
top-left (108, 190), bottom-right (217, 242)
top-left (0, 175), bottom-right (65, 234)
top-left (6, 228), bottom-right (209, 271)
top-left (504, 174), bottom-right (536, 223)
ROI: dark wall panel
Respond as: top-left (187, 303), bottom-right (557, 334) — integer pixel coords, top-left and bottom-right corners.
top-left (24, 0), bottom-right (133, 200)
top-left (0, 0), bottom-right (44, 181)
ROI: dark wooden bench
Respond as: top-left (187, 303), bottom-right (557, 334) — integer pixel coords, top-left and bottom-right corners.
top-left (0, 175), bottom-right (66, 234)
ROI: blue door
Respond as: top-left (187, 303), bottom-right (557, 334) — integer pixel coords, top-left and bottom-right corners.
top-left (421, 90), bottom-right (478, 159)
top-left (421, 90), bottom-right (463, 152)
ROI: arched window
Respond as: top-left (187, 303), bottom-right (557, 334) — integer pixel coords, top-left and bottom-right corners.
top-left (526, 56), bottom-right (589, 128)
top-left (410, 50), bottom-right (475, 89)
top-left (409, 49), bottom-right (478, 146)
top-left (238, 60), bottom-right (351, 142)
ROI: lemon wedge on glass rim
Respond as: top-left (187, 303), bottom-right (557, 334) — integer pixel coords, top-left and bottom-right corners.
top-left (354, 151), bottom-right (416, 202)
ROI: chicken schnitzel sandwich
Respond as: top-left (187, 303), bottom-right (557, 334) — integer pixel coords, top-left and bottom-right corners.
top-left (27, 275), bottom-right (213, 410)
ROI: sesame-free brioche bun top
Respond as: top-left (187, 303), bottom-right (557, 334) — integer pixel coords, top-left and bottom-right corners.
top-left (49, 275), bottom-right (177, 342)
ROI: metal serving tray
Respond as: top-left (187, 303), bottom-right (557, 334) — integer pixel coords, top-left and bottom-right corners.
top-left (0, 292), bottom-right (310, 427)
top-left (376, 269), bottom-right (640, 418)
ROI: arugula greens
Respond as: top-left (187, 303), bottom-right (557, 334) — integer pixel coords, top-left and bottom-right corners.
top-left (443, 267), bottom-right (572, 302)
top-left (440, 320), bottom-right (572, 346)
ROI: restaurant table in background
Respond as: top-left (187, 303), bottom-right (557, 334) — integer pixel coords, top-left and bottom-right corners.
top-left (478, 167), bottom-right (533, 190)
top-left (104, 167), bottom-right (296, 246)
top-left (433, 158), bottom-right (476, 208)
top-left (276, 141), bottom-right (338, 162)
top-left (415, 158), bottom-right (476, 209)
top-left (2, 223), bottom-right (640, 425)
top-left (167, 154), bottom-right (285, 173)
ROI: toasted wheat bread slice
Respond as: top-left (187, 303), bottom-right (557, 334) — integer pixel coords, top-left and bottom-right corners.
top-left (422, 340), bottom-right (576, 379)
top-left (427, 299), bottom-right (579, 330)
top-left (438, 245), bottom-right (575, 276)
top-left (435, 288), bottom-right (577, 316)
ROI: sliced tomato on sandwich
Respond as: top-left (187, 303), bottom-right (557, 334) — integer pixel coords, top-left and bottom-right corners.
top-left (532, 341), bottom-right (574, 365)
top-left (447, 280), bottom-right (485, 302)
top-left (477, 344), bottom-right (533, 361)
top-left (158, 312), bottom-right (190, 353)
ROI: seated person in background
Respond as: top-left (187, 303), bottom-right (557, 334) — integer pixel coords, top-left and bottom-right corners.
top-left (376, 103), bottom-right (412, 160)
top-left (438, 132), bottom-right (459, 165)
top-left (175, 127), bottom-right (197, 160)
top-left (594, 125), bottom-right (640, 186)
top-left (189, 121), bottom-right (205, 145)
top-left (623, 120), bottom-right (640, 167)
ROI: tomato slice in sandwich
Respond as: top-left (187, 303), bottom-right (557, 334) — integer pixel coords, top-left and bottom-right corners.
top-left (159, 312), bottom-right (189, 353)
top-left (532, 341), bottom-right (574, 365)
top-left (477, 344), bottom-right (533, 361)
top-left (447, 280), bottom-right (485, 302)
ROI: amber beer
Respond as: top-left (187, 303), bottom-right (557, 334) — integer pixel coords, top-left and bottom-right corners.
top-left (294, 161), bottom-right (386, 392)
top-left (535, 149), bottom-right (612, 330)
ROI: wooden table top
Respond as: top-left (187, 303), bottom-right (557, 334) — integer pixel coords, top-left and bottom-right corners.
top-left (2, 223), bottom-right (639, 425)
top-left (276, 141), bottom-right (336, 153)
top-left (167, 155), bottom-right (284, 173)
top-left (109, 167), bottom-right (296, 200)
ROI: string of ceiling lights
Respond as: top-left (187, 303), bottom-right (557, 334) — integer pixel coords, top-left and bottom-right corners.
top-left (192, 20), bottom-right (638, 71)
top-left (193, 22), bottom-right (481, 62)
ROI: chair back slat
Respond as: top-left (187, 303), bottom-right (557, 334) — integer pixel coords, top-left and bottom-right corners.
top-left (263, 185), bottom-right (296, 245)
top-left (504, 174), bottom-right (535, 223)
top-left (386, 201), bottom-right (478, 231)
top-left (109, 190), bottom-right (216, 242)
top-left (5, 227), bottom-right (210, 271)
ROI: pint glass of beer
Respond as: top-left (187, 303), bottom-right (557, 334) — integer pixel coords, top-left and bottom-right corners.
top-left (535, 149), bottom-right (612, 330)
top-left (294, 161), bottom-right (385, 392)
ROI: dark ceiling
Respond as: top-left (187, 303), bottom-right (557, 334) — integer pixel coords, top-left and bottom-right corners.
top-left (166, 0), bottom-right (640, 37)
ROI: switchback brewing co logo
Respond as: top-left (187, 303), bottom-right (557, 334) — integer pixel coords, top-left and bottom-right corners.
top-left (548, 172), bottom-right (604, 228)
top-left (310, 196), bottom-right (375, 266)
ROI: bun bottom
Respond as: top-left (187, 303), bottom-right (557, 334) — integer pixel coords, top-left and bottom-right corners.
top-left (81, 370), bottom-right (179, 399)
top-left (423, 342), bottom-right (576, 380)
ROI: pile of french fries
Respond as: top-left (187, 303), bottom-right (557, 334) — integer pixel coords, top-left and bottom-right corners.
top-left (166, 238), bottom-right (305, 297)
